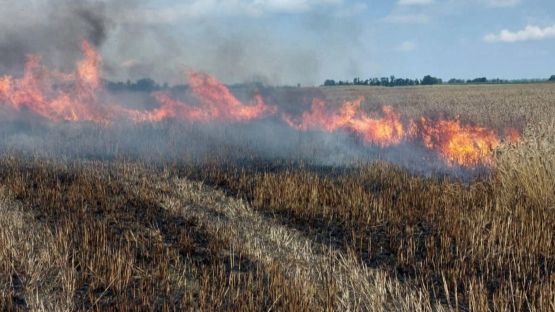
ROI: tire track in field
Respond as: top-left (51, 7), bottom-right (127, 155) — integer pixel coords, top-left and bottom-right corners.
top-left (118, 166), bottom-right (442, 311)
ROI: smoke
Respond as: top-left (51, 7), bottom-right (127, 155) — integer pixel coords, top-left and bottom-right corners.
top-left (0, 0), bottom-right (369, 85)
top-left (0, 1), bottom-right (496, 180)
top-left (0, 0), bottom-right (122, 74)
top-left (99, 2), bottom-right (368, 86)
top-left (0, 81), bottom-right (484, 180)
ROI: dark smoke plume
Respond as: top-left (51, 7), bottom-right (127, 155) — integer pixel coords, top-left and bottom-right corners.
top-left (0, 0), bottom-right (116, 74)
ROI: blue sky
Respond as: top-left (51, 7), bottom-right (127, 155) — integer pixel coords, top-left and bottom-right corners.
top-left (2, 0), bottom-right (554, 85)
top-left (102, 0), bottom-right (555, 85)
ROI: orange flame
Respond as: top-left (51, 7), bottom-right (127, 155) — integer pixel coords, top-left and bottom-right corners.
top-left (284, 97), bottom-right (362, 131)
top-left (283, 97), bottom-right (522, 166)
top-left (77, 40), bottom-right (101, 90)
top-left (284, 97), bottom-right (405, 147)
top-left (349, 106), bottom-right (405, 147)
top-left (419, 117), bottom-right (502, 166)
top-left (148, 92), bottom-right (210, 122)
top-left (504, 128), bottom-right (522, 144)
top-left (188, 71), bottom-right (276, 121)
top-left (0, 40), bottom-right (524, 168)
top-left (0, 41), bottom-right (110, 123)
top-left (150, 72), bottom-right (276, 123)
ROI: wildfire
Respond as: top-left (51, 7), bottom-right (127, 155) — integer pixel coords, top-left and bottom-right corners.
top-left (150, 72), bottom-right (277, 123)
top-left (283, 96), bottom-right (521, 166)
top-left (148, 92), bottom-right (211, 122)
top-left (0, 40), bottom-right (110, 123)
top-left (419, 117), bottom-right (502, 166)
top-left (284, 97), bottom-right (362, 132)
top-left (0, 40), bottom-right (524, 168)
top-left (284, 97), bottom-right (405, 147)
top-left (504, 128), bottom-right (522, 144)
top-left (77, 41), bottom-right (101, 90)
top-left (349, 106), bottom-right (405, 147)
top-left (188, 72), bottom-right (277, 121)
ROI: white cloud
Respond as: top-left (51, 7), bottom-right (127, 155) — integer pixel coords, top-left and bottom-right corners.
top-left (397, 40), bottom-right (416, 51)
top-left (384, 14), bottom-right (430, 24)
top-left (484, 0), bottom-right (520, 7)
top-left (398, 0), bottom-right (434, 6)
top-left (484, 24), bottom-right (555, 43)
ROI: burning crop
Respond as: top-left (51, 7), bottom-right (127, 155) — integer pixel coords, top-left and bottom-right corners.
top-left (282, 95), bottom-right (517, 166)
top-left (0, 41), bottom-right (521, 169)
top-left (419, 117), bottom-right (502, 166)
top-left (151, 71), bottom-right (277, 123)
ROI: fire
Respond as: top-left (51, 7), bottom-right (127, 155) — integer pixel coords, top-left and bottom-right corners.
top-left (284, 97), bottom-right (405, 147)
top-left (0, 42), bottom-right (276, 125)
top-left (77, 41), bottom-right (101, 90)
top-left (504, 127), bottom-right (522, 144)
top-left (284, 97), bottom-right (362, 132)
top-left (187, 71), bottom-right (276, 122)
top-left (0, 40), bottom-right (524, 168)
top-left (149, 72), bottom-right (277, 123)
top-left (419, 117), bottom-right (502, 166)
top-left (0, 40), bottom-right (110, 123)
top-left (283, 96), bottom-right (519, 166)
top-left (349, 106), bottom-right (405, 147)
top-left (148, 92), bottom-right (210, 122)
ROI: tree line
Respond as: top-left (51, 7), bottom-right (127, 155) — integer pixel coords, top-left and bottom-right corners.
top-left (101, 75), bottom-right (555, 93)
top-left (324, 75), bottom-right (555, 87)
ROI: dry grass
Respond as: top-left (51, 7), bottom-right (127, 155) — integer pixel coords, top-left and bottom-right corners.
top-left (178, 150), bottom-right (554, 310)
top-left (495, 120), bottom-right (555, 210)
top-left (0, 83), bottom-right (554, 311)
top-left (321, 84), bottom-right (555, 128)
top-left (0, 159), bottom-right (440, 311)
top-left (0, 160), bottom-right (322, 310)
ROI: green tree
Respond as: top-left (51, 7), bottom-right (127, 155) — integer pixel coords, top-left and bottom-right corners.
top-left (421, 75), bottom-right (442, 85)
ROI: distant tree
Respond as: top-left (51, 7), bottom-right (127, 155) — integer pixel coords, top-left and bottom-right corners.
top-left (421, 75), bottom-right (442, 85)
top-left (105, 81), bottom-right (125, 91)
top-left (353, 77), bottom-right (367, 85)
top-left (448, 78), bottom-right (465, 84)
top-left (470, 77), bottom-right (487, 84)
top-left (324, 79), bottom-right (337, 86)
top-left (549, 75), bottom-right (555, 81)
top-left (133, 78), bottom-right (159, 92)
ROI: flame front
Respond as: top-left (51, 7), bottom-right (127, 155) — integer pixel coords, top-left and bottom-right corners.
top-left (0, 41), bottom-right (110, 123)
top-left (349, 106), bottom-right (405, 147)
top-left (77, 41), bottom-right (101, 90)
top-left (284, 97), bottom-right (405, 147)
top-left (187, 72), bottom-right (276, 122)
top-left (149, 72), bottom-right (277, 123)
top-left (284, 97), bottom-right (362, 132)
top-left (419, 118), bottom-right (502, 166)
top-left (0, 41), bottom-right (523, 168)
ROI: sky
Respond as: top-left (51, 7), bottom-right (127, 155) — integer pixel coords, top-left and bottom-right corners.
top-left (1, 0), bottom-right (555, 85)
